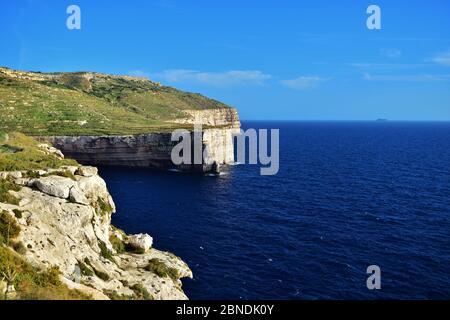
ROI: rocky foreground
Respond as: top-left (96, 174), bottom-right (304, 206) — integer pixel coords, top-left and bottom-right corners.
top-left (0, 144), bottom-right (192, 300)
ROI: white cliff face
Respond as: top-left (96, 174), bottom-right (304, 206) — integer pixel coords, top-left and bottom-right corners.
top-left (40, 108), bottom-right (241, 172)
top-left (173, 108), bottom-right (241, 128)
top-left (203, 128), bottom-right (241, 165)
top-left (0, 165), bottom-right (192, 300)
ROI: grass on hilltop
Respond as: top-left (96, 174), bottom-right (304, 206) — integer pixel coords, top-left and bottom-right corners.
top-left (0, 69), bottom-right (232, 136)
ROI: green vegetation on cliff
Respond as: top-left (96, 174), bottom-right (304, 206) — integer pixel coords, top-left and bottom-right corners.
top-left (0, 246), bottom-right (91, 300)
top-left (0, 67), bottom-right (232, 136)
top-left (0, 132), bottom-right (77, 171)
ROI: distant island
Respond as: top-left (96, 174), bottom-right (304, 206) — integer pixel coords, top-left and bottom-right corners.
top-left (376, 119), bottom-right (388, 122)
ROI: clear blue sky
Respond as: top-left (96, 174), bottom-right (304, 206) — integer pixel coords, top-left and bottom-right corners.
top-left (1, 0), bottom-right (450, 120)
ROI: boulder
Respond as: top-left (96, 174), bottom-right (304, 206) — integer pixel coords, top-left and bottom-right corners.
top-left (31, 176), bottom-right (75, 199)
top-left (69, 186), bottom-right (90, 205)
top-left (128, 234), bottom-right (153, 252)
top-left (38, 143), bottom-right (65, 159)
top-left (8, 171), bottom-right (22, 179)
top-left (76, 166), bottom-right (98, 177)
top-left (76, 175), bottom-right (116, 212)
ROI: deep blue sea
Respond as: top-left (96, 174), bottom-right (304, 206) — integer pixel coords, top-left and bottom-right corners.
top-left (100, 121), bottom-right (450, 300)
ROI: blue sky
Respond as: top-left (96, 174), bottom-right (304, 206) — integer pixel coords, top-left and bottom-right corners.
top-left (1, 0), bottom-right (450, 120)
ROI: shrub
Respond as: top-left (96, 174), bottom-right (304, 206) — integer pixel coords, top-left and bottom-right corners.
top-left (96, 198), bottom-right (113, 216)
top-left (131, 284), bottom-right (153, 300)
top-left (109, 234), bottom-right (125, 254)
top-left (0, 210), bottom-right (21, 244)
top-left (98, 240), bottom-right (114, 262)
top-left (24, 170), bottom-right (41, 179)
top-left (0, 247), bottom-right (91, 300)
top-left (103, 290), bottom-right (133, 300)
top-left (93, 268), bottom-right (110, 282)
top-left (125, 243), bottom-right (145, 254)
top-left (144, 259), bottom-right (179, 281)
top-left (84, 258), bottom-right (110, 281)
top-left (77, 260), bottom-right (94, 277)
top-left (0, 179), bottom-right (21, 205)
top-left (13, 209), bottom-right (22, 219)
top-left (48, 170), bottom-right (76, 181)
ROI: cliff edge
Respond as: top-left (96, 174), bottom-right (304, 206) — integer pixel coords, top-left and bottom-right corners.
top-left (0, 67), bottom-right (241, 171)
top-left (0, 133), bottom-right (192, 300)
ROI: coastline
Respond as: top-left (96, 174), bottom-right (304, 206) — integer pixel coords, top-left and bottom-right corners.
top-left (0, 136), bottom-right (193, 300)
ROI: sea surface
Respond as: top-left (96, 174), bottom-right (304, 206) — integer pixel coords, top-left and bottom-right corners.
top-left (100, 121), bottom-right (450, 300)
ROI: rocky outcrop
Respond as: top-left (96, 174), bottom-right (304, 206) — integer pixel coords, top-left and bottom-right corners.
top-left (128, 234), bottom-right (153, 252)
top-left (0, 165), bottom-right (192, 300)
top-left (42, 109), bottom-right (241, 172)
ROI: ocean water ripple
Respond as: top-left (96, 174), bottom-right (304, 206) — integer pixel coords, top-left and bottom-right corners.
top-left (102, 121), bottom-right (450, 299)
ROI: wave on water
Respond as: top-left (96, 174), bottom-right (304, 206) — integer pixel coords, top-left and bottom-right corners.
top-left (206, 172), bottom-right (229, 177)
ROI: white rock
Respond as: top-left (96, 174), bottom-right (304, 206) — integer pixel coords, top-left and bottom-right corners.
top-left (76, 166), bottom-right (98, 177)
top-left (60, 277), bottom-right (110, 300)
top-left (38, 143), bottom-right (65, 159)
top-left (69, 186), bottom-right (90, 205)
top-left (52, 148), bottom-right (65, 159)
top-left (31, 176), bottom-right (75, 199)
top-left (76, 175), bottom-right (116, 213)
top-left (61, 166), bottom-right (79, 175)
top-left (15, 178), bottom-right (30, 186)
top-left (128, 234), bottom-right (153, 252)
top-left (8, 171), bottom-right (22, 179)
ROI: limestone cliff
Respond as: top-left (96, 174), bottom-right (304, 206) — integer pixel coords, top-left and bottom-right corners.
top-left (0, 67), bottom-right (241, 172)
top-left (0, 146), bottom-right (192, 300)
top-left (42, 109), bottom-right (241, 172)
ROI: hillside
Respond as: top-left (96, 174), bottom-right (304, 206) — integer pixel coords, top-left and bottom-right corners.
top-left (0, 67), bottom-right (234, 136)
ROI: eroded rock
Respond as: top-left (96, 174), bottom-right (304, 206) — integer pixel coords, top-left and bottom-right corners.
top-left (128, 233), bottom-right (153, 252)
top-left (76, 166), bottom-right (98, 177)
top-left (69, 186), bottom-right (90, 205)
top-left (30, 176), bottom-right (75, 199)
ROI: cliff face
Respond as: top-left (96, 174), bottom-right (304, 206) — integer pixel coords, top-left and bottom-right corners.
top-left (0, 157), bottom-right (192, 300)
top-left (43, 109), bottom-right (241, 172)
top-left (173, 108), bottom-right (241, 128)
